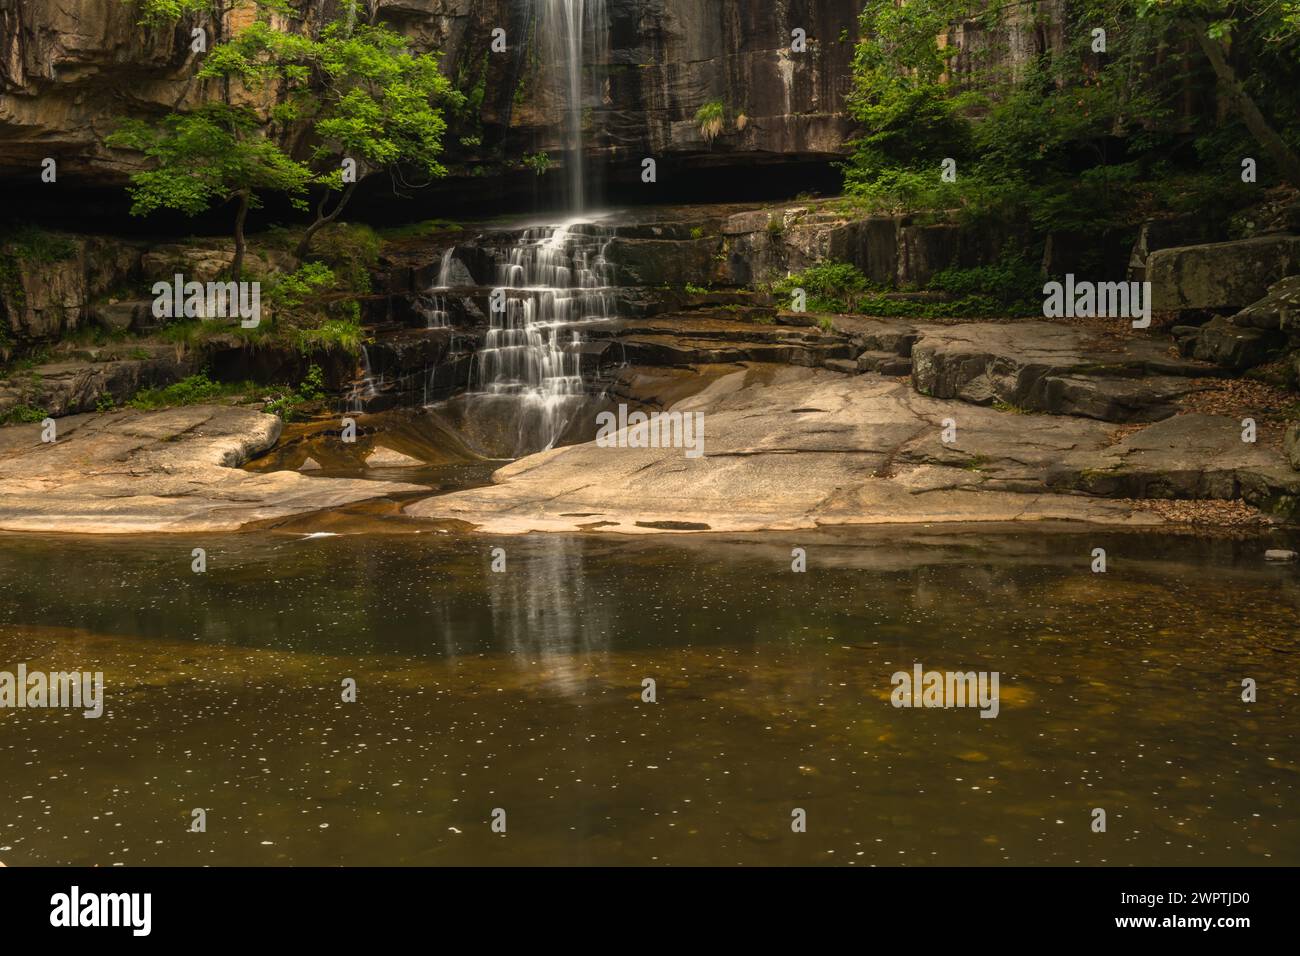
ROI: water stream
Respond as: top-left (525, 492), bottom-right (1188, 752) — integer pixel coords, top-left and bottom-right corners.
top-left (457, 0), bottom-right (615, 457)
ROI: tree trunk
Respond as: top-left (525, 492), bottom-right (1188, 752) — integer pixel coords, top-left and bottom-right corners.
top-left (1189, 18), bottom-right (1300, 186)
top-left (295, 181), bottom-right (359, 261)
top-left (231, 189), bottom-right (251, 283)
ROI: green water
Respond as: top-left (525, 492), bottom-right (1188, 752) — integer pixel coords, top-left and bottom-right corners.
top-left (0, 527), bottom-right (1296, 866)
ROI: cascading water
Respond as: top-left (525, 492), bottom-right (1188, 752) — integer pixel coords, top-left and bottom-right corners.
top-left (472, 221), bottom-right (615, 453)
top-left (424, 248), bottom-right (455, 328)
top-left (460, 0), bottom-right (614, 457)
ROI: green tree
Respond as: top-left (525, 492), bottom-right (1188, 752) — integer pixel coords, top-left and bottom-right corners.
top-left (106, 104), bottom-right (312, 281)
top-left (1137, 0), bottom-right (1300, 184)
top-left (197, 2), bottom-right (463, 259)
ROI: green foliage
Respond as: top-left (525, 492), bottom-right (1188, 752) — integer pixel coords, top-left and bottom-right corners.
top-left (772, 257), bottom-right (1039, 318)
top-left (107, 104), bottom-right (312, 219)
top-left (310, 223), bottom-right (381, 293)
top-left (198, 14), bottom-right (463, 186)
top-left (265, 262), bottom-right (337, 310)
top-left (0, 404), bottom-right (49, 425)
top-left (114, 6), bottom-right (461, 260)
top-left (377, 218), bottom-right (463, 239)
top-left (927, 253), bottom-right (1042, 312)
top-left (132, 0), bottom-right (209, 25)
top-left (298, 363), bottom-right (326, 401)
top-left (263, 391), bottom-right (306, 421)
top-left (522, 151), bottom-right (551, 175)
top-left (773, 262), bottom-right (874, 313)
top-left (296, 318), bottom-right (366, 356)
top-left (1, 225), bottom-right (78, 263)
top-left (127, 372), bottom-right (237, 409)
top-left (695, 101), bottom-right (725, 143)
top-left (842, 0), bottom-right (1300, 253)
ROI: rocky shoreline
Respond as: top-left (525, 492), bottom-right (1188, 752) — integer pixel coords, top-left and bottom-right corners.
top-left (0, 344), bottom-right (1292, 536)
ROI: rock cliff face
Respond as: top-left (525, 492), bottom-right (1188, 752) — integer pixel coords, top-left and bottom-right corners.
top-left (0, 0), bottom-right (864, 187)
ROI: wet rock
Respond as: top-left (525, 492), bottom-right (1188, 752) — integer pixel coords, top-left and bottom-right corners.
top-left (1062, 413), bottom-right (1300, 508)
top-left (91, 300), bottom-right (153, 333)
top-left (855, 351), bottom-right (912, 375)
top-left (823, 358), bottom-right (860, 374)
top-left (0, 352), bottom-right (189, 419)
top-left (1284, 423), bottom-right (1300, 474)
top-left (365, 446), bottom-right (425, 468)
top-left (299, 457), bottom-right (322, 472)
top-left (1126, 215), bottom-right (1221, 281)
top-left (606, 237), bottom-right (722, 286)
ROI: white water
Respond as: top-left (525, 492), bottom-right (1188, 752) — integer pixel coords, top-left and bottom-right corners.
top-left (536, 0), bottom-right (608, 211)
top-left (461, 1), bottom-right (613, 456)
top-left (472, 220), bottom-right (615, 452)
top-left (424, 247), bottom-right (455, 328)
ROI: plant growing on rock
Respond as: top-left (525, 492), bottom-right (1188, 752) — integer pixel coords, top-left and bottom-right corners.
top-left (694, 101), bottom-right (726, 144)
top-left (522, 152), bottom-right (551, 176)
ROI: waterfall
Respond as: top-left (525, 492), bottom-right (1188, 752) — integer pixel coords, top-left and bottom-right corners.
top-left (424, 247), bottom-right (456, 328)
top-left (455, 0), bottom-right (613, 457)
top-left (472, 220), bottom-right (615, 454)
top-left (536, 0), bottom-right (608, 211)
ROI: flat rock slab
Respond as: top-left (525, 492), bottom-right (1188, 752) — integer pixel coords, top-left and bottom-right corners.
top-left (0, 406), bottom-right (426, 533)
top-left (910, 321), bottom-right (1218, 421)
top-left (1062, 413), bottom-right (1300, 503)
top-left (406, 367), bottom-right (1172, 534)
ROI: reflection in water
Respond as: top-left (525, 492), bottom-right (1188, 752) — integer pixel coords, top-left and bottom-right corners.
top-left (484, 536), bottom-right (611, 693)
top-left (0, 528), bottom-right (1296, 866)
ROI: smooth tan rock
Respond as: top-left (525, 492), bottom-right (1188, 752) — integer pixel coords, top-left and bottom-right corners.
top-left (365, 446), bottom-right (425, 468)
top-left (405, 367), bottom-right (1177, 534)
top-left (0, 406), bottom-right (424, 533)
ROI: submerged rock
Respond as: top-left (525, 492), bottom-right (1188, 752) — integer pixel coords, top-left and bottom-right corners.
top-left (365, 446), bottom-right (425, 468)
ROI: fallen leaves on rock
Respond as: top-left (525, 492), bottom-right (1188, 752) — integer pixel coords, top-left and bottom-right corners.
top-left (1124, 497), bottom-right (1271, 528)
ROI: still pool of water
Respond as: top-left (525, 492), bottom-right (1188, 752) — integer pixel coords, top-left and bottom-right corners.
top-left (0, 527), bottom-right (1296, 866)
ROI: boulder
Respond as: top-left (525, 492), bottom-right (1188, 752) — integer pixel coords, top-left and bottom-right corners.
top-left (1283, 422), bottom-right (1300, 471)
top-left (1174, 315), bottom-right (1282, 370)
top-left (909, 321), bottom-right (1212, 422)
top-left (1230, 275), bottom-right (1300, 332)
top-left (1147, 236), bottom-right (1300, 312)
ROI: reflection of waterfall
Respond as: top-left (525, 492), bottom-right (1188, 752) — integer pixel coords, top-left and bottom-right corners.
top-left (483, 537), bottom-right (611, 693)
top-left (472, 221), bottom-right (615, 455)
top-left (536, 0), bottom-right (609, 211)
